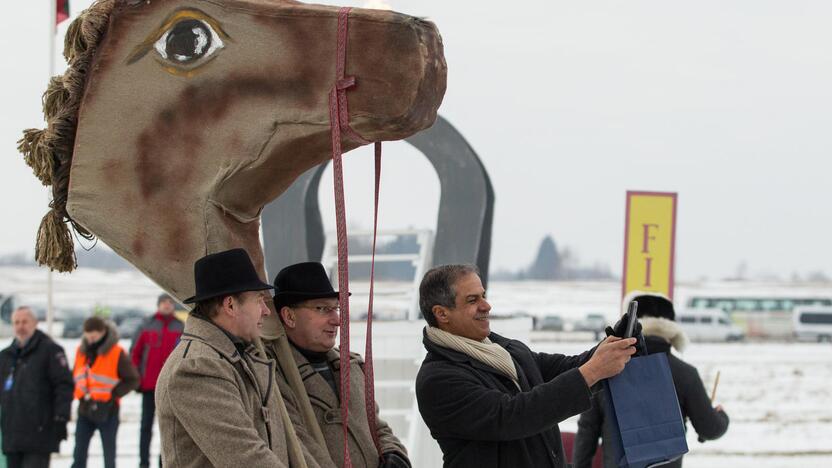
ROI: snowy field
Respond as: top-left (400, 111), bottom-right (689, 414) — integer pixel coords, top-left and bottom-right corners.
top-left (0, 338), bottom-right (827, 468)
top-left (1, 265), bottom-right (831, 467)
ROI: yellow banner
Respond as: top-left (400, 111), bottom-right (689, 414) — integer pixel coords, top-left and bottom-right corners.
top-left (622, 191), bottom-right (677, 299)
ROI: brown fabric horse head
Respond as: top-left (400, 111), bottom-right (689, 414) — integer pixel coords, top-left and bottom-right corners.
top-left (19, 0), bottom-right (446, 302)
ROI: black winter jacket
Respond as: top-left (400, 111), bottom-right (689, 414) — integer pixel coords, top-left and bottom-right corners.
top-left (573, 336), bottom-right (730, 468)
top-left (0, 330), bottom-right (74, 454)
top-left (416, 330), bottom-right (595, 468)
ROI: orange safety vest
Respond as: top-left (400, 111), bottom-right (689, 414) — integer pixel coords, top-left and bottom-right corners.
top-left (73, 345), bottom-right (123, 402)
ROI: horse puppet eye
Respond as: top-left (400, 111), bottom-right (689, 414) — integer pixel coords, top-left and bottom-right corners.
top-left (155, 19), bottom-right (223, 65)
top-left (126, 9), bottom-right (231, 77)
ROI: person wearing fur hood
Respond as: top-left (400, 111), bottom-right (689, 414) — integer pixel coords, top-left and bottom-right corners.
top-left (572, 291), bottom-right (729, 468)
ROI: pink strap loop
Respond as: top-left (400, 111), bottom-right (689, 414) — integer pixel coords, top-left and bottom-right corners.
top-left (328, 7), bottom-right (383, 465)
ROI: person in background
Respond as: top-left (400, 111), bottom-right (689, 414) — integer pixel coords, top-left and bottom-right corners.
top-left (71, 316), bottom-right (139, 468)
top-left (573, 291), bottom-right (730, 468)
top-left (0, 306), bottom-right (73, 468)
top-left (130, 293), bottom-right (184, 468)
top-left (267, 262), bottom-right (410, 468)
top-left (415, 264), bottom-right (638, 468)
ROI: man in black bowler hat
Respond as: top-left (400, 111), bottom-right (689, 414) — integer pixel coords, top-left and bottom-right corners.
top-left (155, 248), bottom-right (323, 468)
top-left (263, 262), bottom-right (410, 468)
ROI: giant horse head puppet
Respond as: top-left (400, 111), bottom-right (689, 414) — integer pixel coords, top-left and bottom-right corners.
top-left (19, 0), bottom-right (446, 305)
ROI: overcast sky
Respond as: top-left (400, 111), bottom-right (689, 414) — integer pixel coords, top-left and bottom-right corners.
top-left (2, 1), bottom-right (831, 282)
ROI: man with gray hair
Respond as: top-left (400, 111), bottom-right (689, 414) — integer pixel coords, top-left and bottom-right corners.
top-left (415, 265), bottom-right (639, 468)
top-left (0, 306), bottom-right (74, 468)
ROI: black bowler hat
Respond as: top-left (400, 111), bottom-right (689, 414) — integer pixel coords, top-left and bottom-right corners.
top-left (273, 262), bottom-right (349, 310)
top-left (183, 249), bottom-right (274, 304)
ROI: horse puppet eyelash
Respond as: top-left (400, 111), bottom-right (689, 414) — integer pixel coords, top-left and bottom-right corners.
top-left (126, 8), bottom-right (231, 77)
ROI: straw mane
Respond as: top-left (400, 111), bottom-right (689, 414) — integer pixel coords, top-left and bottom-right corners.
top-left (17, 0), bottom-right (115, 272)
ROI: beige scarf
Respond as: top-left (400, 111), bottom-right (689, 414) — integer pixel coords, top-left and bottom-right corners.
top-left (426, 326), bottom-right (520, 390)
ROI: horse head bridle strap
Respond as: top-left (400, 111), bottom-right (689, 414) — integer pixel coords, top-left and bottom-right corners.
top-left (328, 7), bottom-right (383, 466)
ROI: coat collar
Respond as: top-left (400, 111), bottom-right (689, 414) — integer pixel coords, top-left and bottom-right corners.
top-left (184, 316), bottom-right (275, 406)
top-left (79, 322), bottom-right (120, 355)
top-left (153, 311), bottom-right (178, 325)
top-left (14, 329), bottom-right (45, 357)
top-left (289, 344), bottom-right (340, 408)
top-left (422, 328), bottom-right (528, 388)
top-left (645, 335), bottom-right (672, 355)
top-left (182, 315), bottom-right (247, 362)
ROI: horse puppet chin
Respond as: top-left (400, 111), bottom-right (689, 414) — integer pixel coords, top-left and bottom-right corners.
top-left (24, 0), bottom-right (446, 306)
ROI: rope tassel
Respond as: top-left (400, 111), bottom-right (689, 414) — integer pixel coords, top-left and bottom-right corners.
top-left (18, 128), bottom-right (55, 186)
top-left (35, 209), bottom-right (77, 273)
top-left (43, 75), bottom-right (70, 119)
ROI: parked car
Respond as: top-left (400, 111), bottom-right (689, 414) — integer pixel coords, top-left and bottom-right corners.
top-left (0, 295), bottom-right (15, 323)
top-left (573, 313), bottom-right (607, 340)
top-left (109, 307), bottom-right (148, 325)
top-left (61, 313), bottom-right (87, 338)
top-left (793, 306), bottom-right (832, 342)
top-left (117, 316), bottom-right (146, 340)
top-left (678, 308), bottom-right (744, 342)
top-left (536, 315), bottom-right (565, 331)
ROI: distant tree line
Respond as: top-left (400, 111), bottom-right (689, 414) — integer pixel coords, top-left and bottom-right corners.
top-left (0, 248), bottom-right (134, 271)
top-left (491, 235), bottom-right (615, 281)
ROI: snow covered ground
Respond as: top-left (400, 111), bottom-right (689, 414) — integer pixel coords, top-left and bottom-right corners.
top-left (0, 338), bottom-right (825, 468)
top-left (1, 265), bottom-right (831, 467)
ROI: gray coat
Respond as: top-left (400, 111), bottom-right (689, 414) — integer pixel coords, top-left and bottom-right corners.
top-left (269, 343), bottom-right (409, 468)
top-left (156, 316), bottom-right (320, 467)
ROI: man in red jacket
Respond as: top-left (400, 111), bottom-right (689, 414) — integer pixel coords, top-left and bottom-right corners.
top-left (130, 294), bottom-right (184, 468)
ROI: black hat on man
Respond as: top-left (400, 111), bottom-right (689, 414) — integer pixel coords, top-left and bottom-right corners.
top-left (273, 262), bottom-right (349, 310)
top-left (184, 248), bottom-right (274, 304)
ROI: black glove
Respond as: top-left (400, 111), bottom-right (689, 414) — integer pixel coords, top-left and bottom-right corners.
top-left (605, 315), bottom-right (643, 338)
top-left (606, 317), bottom-right (647, 356)
top-left (379, 452), bottom-right (411, 468)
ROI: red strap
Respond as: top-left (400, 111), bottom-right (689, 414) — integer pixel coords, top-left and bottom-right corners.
top-left (328, 7), bottom-right (382, 466)
top-left (364, 143), bottom-right (383, 459)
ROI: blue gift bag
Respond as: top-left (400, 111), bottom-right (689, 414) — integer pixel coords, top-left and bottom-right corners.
top-left (603, 353), bottom-right (688, 468)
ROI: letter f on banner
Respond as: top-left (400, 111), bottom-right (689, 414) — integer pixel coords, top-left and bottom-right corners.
top-left (622, 192), bottom-right (677, 299)
top-left (642, 224), bottom-right (658, 253)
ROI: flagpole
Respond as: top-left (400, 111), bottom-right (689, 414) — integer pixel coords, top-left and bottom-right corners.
top-left (46, 0), bottom-right (57, 337)
top-left (49, 0), bottom-right (56, 77)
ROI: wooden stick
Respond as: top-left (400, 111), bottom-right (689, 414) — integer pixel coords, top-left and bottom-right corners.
top-left (710, 370), bottom-right (721, 402)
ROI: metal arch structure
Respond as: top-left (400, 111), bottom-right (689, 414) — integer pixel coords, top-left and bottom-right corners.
top-left (262, 115), bottom-right (494, 286)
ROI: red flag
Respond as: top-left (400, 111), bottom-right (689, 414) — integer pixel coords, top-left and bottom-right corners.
top-left (56, 0), bottom-right (70, 25)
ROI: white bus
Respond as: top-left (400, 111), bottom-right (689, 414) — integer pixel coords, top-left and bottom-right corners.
top-left (793, 306), bottom-right (832, 342)
top-left (685, 294), bottom-right (832, 338)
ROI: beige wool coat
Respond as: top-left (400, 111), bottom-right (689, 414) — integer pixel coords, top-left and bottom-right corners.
top-left (267, 341), bottom-right (409, 468)
top-left (156, 317), bottom-right (320, 468)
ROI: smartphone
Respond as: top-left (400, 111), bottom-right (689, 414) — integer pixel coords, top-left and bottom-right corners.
top-left (624, 300), bottom-right (638, 338)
